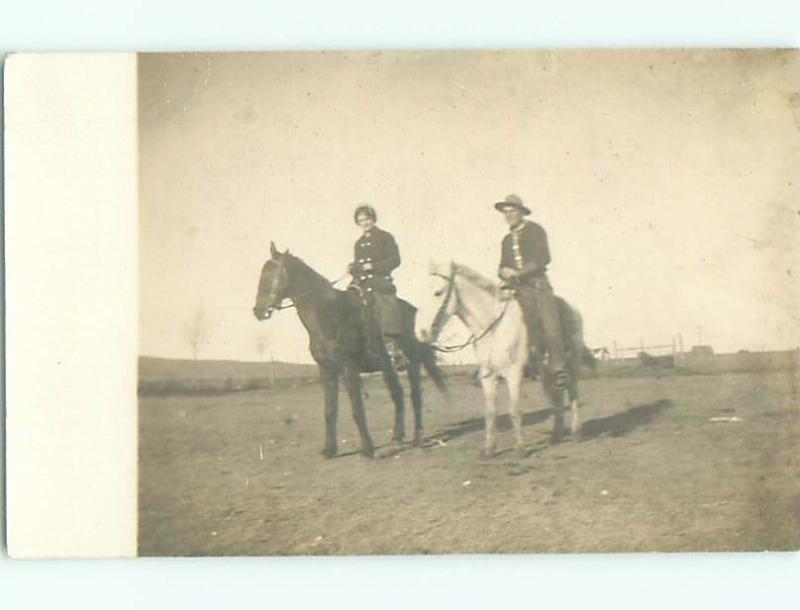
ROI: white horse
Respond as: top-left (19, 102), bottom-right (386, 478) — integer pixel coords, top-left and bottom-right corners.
top-left (417, 262), bottom-right (593, 457)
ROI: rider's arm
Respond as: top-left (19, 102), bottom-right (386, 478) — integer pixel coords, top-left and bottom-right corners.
top-left (368, 232), bottom-right (401, 274)
top-left (514, 261), bottom-right (540, 278)
top-left (350, 240), bottom-right (362, 274)
top-left (498, 234), bottom-right (514, 279)
top-left (516, 223), bottom-right (551, 278)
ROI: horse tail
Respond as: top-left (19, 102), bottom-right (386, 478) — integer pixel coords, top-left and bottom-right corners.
top-left (560, 299), bottom-right (595, 371)
top-left (582, 345), bottom-right (597, 370)
top-left (418, 342), bottom-right (449, 398)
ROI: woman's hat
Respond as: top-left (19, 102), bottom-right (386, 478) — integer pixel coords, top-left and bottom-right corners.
top-left (354, 204), bottom-right (377, 224)
top-left (493, 193), bottom-right (531, 215)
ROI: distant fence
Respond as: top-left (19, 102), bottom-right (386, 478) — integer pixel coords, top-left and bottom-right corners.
top-left (610, 336), bottom-right (681, 367)
top-left (679, 350), bottom-right (797, 375)
top-left (593, 349), bottom-right (797, 378)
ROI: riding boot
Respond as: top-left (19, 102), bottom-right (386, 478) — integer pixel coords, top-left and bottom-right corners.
top-left (384, 336), bottom-right (409, 372)
top-left (515, 285), bottom-right (544, 381)
top-left (529, 279), bottom-right (568, 391)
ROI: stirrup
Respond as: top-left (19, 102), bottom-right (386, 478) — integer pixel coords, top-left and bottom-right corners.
top-left (552, 368), bottom-right (568, 391)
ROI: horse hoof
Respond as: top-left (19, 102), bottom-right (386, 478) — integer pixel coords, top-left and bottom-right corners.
top-left (360, 446), bottom-right (376, 459)
top-left (413, 433), bottom-right (424, 447)
top-left (515, 447), bottom-right (528, 459)
top-left (321, 447), bottom-right (338, 458)
top-left (480, 448), bottom-right (497, 459)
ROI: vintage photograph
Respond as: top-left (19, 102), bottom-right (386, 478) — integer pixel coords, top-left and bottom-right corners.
top-left (137, 50), bottom-right (799, 555)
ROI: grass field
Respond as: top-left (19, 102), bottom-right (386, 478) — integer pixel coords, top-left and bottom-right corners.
top-left (139, 369), bottom-right (799, 555)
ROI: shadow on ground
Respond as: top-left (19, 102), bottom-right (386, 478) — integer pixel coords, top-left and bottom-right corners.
top-left (426, 399), bottom-right (674, 445)
top-left (578, 399), bottom-right (673, 441)
top-left (339, 399), bottom-right (674, 459)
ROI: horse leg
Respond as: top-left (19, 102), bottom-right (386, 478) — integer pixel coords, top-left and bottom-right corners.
top-left (480, 369), bottom-right (499, 457)
top-left (506, 365), bottom-right (525, 456)
top-left (569, 397), bottom-right (580, 437)
top-left (380, 349), bottom-right (406, 444)
top-left (320, 367), bottom-right (340, 457)
top-left (343, 362), bottom-right (375, 458)
top-left (407, 357), bottom-right (424, 446)
top-left (549, 376), bottom-right (567, 445)
top-left (567, 353), bottom-right (581, 437)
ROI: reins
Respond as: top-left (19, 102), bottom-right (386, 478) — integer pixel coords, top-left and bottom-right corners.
top-left (430, 301), bottom-right (509, 353)
top-left (268, 273), bottom-right (350, 313)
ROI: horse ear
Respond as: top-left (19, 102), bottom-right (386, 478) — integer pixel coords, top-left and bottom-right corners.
top-left (270, 241), bottom-right (279, 259)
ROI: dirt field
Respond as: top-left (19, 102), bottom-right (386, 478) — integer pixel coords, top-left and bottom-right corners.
top-left (139, 370), bottom-right (800, 555)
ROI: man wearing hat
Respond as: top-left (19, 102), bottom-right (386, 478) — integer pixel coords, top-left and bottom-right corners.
top-left (495, 194), bottom-right (567, 386)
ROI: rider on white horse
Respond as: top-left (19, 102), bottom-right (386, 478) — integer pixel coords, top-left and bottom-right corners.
top-left (495, 194), bottom-right (568, 389)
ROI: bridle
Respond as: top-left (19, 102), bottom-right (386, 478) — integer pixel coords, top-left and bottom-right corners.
top-left (427, 264), bottom-right (510, 353)
top-left (258, 256), bottom-right (347, 319)
top-left (428, 264), bottom-right (459, 344)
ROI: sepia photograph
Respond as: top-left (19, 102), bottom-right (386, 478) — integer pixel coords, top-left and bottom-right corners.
top-left (133, 49), bottom-right (799, 555)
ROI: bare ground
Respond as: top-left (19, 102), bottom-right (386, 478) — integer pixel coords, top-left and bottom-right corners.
top-left (138, 370), bottom-right (800, 555)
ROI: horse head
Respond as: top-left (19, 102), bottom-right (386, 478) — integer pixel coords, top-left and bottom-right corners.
top-left (252, 241), bottom-right (292, 320)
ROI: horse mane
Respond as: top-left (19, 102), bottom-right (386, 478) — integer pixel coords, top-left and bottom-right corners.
top-left (453, 263), bottom-right (501, 298)
top-left (282, 252), bottom-right (333, 289)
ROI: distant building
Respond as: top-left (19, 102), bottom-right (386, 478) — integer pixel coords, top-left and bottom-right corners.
top-left (689, 345), bottom-right (714, 363)
top-left (593, 347), bottom-right (610, 361)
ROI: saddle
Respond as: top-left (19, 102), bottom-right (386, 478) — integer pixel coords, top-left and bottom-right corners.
top-left (347, 287), bottom-right (415, 372)
top-left (501, 281), bottom-right (574, 381)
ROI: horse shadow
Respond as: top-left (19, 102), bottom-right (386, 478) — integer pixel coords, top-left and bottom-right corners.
top-left (429, 407), bottom-right (556, 444)
top-left (577, 399), bottom-right (673, 441)
top-left (424, 398), bottom-right (673, 446)
top-left (334, 398), bottom-right (674, 459)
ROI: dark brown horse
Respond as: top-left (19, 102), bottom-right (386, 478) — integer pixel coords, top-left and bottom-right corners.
top-left (252, 243), bottom-right (447, 458)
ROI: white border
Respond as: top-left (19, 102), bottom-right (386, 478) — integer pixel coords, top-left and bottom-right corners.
top-left (2, 1), bottom-right (800, 608)
top-left (5, 54), bottom-right (138, 557)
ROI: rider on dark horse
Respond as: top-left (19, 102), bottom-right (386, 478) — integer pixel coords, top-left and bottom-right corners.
top-left (348, 204), bottom-right (409, 370)
top-left (495, 193), bottom-right (568, 389)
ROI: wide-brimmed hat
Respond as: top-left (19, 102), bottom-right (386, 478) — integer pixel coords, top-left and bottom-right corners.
top-left (493, 193), bottom-right (531, 215)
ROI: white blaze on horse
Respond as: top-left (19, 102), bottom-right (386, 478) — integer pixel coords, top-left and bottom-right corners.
top-left (416, 262), bottom-right (593, 457)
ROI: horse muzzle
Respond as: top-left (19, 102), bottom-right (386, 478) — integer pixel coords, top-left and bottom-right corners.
top-left (252, 306), bottom-right (275, 321)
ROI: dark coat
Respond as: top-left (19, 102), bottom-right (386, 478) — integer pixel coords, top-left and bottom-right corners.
top-left (499, 220), bottom-right (551, 284)
top-left (351, 226), bottom-right (401, 295)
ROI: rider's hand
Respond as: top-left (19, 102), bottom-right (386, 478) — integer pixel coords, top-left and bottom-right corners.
top-left (498, 267), bottom-right (518, 280)
top-left (347, 263), bottom-right (355, 274)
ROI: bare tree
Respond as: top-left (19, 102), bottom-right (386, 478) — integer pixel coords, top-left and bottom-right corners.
top-left (185, 308), bottom-right (213, 360)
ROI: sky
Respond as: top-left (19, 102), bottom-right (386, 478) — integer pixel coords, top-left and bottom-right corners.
top-left (139, 50), bottom-right (800, 363)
